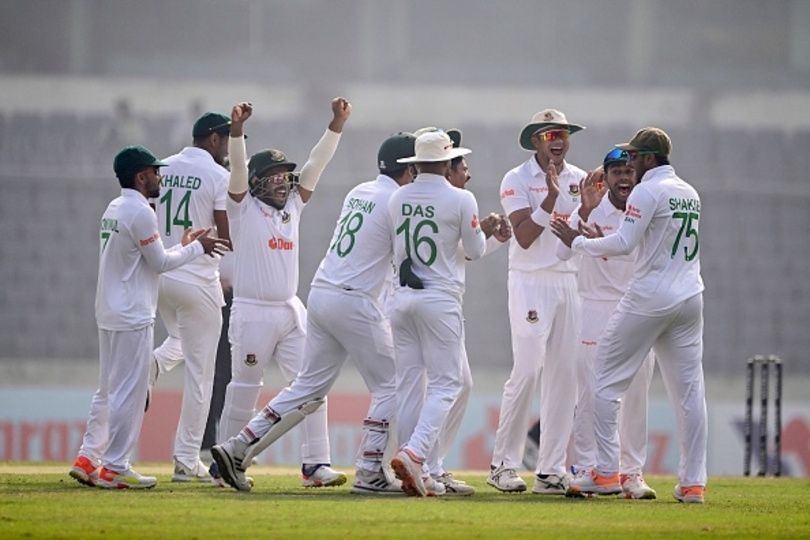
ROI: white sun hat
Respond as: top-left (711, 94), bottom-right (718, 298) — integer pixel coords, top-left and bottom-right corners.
top-left (397, 131), bottom-right (471, 164)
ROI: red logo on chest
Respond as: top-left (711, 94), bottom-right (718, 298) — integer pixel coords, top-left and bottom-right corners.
top-left (268, 237), bottom-right (295, 250)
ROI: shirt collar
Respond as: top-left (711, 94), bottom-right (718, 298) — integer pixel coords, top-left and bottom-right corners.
top-left (527, 156), bottom-right (568, 178)
top-left (600, 194), bottom-right (625, 216)
top-left (182, 146), bottom-right (216, 163)
top-left (414, 173), bottom-right (447, 184)
top-left (640, 164), bottom-right (674, 183)
top-left (121, 188), bottom-right (148, 204)
top-left (377, 174), bottom-right (401, 189)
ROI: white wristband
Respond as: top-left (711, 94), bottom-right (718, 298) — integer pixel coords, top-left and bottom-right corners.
top-left (530, 207), bottom-right (552, 228)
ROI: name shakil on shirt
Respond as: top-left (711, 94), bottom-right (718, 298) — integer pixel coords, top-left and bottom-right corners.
top-left (669, 198), bottom-right (701, 213)
top-left (161, 175), bottom-right (202, 190)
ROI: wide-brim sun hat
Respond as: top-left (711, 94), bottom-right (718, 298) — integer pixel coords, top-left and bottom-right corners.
top-left (519, 108), bottom-right (585, 151)
top-left (397, 131), bottom-right (471, 164)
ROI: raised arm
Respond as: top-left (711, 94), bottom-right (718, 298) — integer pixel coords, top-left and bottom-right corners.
top-left (298, 97), bottom-right (352, 203)
top-left (227, 102), bottom-right (253, 203)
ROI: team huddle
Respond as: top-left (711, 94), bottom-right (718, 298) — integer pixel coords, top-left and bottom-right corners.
top-left (69, 97), bottom-right (707, 504)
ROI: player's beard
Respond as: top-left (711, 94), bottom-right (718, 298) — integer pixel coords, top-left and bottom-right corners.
top-left (147, 187), bottom-right (160, 198)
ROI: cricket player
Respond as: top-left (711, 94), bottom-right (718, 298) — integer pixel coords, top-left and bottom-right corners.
top-left (149, 111), bottom-right (232, 483)
top-left (553, 128), bottom-right (707, 504)
top-left (556, 148), bottom-right (656, 499)
top-left (401, 127), bottom-right (511, 496)
top-left (70, 146), bottom-right (228, 489)
top-left (212, 132), bottom-right (417, 494)
top-left (212, 99), bottom-right (349, 488)
top-left (489, 109), bottom-right (586, 494)
top-left (386, 131), bottom-right (491, 497)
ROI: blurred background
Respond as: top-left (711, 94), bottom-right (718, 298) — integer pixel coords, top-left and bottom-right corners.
top-left (0, 0), bottom-right (808, 476)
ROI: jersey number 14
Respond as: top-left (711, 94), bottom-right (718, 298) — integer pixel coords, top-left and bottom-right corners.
top-left (159, 189), bottom-right (193, 236)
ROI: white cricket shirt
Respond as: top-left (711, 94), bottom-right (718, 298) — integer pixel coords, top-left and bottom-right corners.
top-left (155, 147), bottom-right (228, 286)
top-left (388, 173), bottom-right (487, 298)
top-left (313, 175), bottom-right (399, 299)
top-left (558, 195), bottom-right (636, 302)
top-left (571, 165), bottom-right (704, 315)
top-left (228, 191), bottom-right (304, 303)
top-left (95, 189), bottom-right (204, 331)
top-left (500, 157), bottom-right (585, 273)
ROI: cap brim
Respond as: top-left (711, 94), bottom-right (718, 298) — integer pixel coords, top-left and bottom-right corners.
top-left (396, 147), bottom-right (471, 164)
top-left (615, 142), bottom-right (637, 151)
top-left (154, 160), bottom-right (169, 167)
top-left (519, 122), bottom-right (585, 151)
top-left (253, 162), bottom-right (297, 176)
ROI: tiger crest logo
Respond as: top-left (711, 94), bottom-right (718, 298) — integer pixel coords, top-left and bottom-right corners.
top-left (281, 211), bottom-right (291, 224)
top-left (543, 111), bottom-right (554, 121)
top-left (245, 353), bottom-right (257, 366)
top-left (526, 310), bottom-right (539, 323)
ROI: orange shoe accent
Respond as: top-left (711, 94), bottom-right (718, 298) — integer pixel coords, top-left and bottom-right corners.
top-left (682, 485), bottom-right (705, 497)
top-left (593, 471), bottom-right (620, 486)
top-left (98, 467), bottom-right (119, 482)
top-left (72, 455), bottom-right (96, 475)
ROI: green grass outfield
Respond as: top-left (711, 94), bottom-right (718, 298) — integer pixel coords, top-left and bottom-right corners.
top-left (1, 464), bottom-right (809, 539)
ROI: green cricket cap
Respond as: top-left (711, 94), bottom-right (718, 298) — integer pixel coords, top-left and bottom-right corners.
top-left (113, 145), bottom-right (167, 177)
top-left (616, 127), bottom-right (672, 156)
top-left (192, 112), bottom-right (232, 138)
top-left (248, 149), bottom-right (297, 178)
top-left (378, 132), bottom-right (416, 172)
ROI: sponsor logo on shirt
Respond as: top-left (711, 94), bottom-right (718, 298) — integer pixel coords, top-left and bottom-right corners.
top-left (528, 186), bottom-right (549, 193)
top-left (551, 211), bottom-right (570, 221)
top-left (625, 204), bottom-right (642, 223)
top-left (268, 236), bottom-right (295, 250)
top-left (471, 214), bottom-right (479, 229)
top-left (581, 340), bottom-right (597, 346)
top-left (139, 232), bottom-right (159, 246)
top-left (526, 310), bottom-right (539, 323)
top-left (500, 189), bottom-right (515, 199)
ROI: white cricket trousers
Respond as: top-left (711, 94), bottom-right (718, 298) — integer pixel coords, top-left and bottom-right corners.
top-left (78, 326), bottom-right (152, 472)
top-left (419, 333), bottom-right (472, 478)
top-left (491, 269), bottom-right (580, 475)
top-left (219, 298), bottom-right (330, 465)
top-left (153, 276), bottom-right (223, 469)
top-left (571, 299), bottom-right (654, 474)
top-left (391, 288), bottom-right (464, 462)
top-left (246, 285), bottom-right (397, 472)
top-left (594, 293), bottom-right (707, 487)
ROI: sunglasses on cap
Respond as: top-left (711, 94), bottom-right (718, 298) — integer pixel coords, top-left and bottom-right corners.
top-left (604, 148), bottom-right (629, 163)
top-left (534, 129), bottom-right (569, 142)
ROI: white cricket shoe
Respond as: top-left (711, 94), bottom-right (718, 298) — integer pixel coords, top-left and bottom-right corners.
top-left (435, 472), bottom-right (475, 496)
top-left (390, 449), bottom-right (427, 497)
top-left (350, 468), bottom-right (405, 495)
top-left (532, 473), bottom-right (569, 495)
top-left (96, 467), bottom-right (157, 489)
top-left (673, 484), bottom-right (705, 504)
top-left (172, 459), bottom-right (214, 483)
top-left (567, 469), bottom-right (622, 496)
top-left (487, 464), bottom-right (527, 493)
top-left (69, 455), bottom-right (100, 487)
top-left (620, 473), bottom-right (657, 499)
top-left (211, 438), bottom-right (252, 492)
top-left (302, 465), bottom-right (347, 488)
top-left (423, 475), bottom-right (446, 497)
